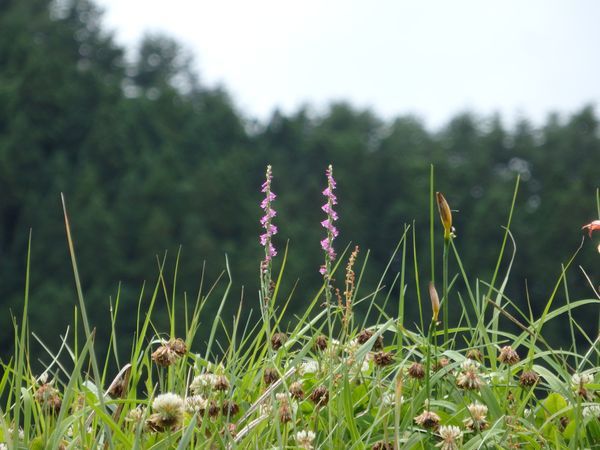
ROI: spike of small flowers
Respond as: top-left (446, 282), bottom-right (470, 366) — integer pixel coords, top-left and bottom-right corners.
top-left (259, 165), bottom-right (278, 273)
top-left (319, 164), bottom-right (339, 276)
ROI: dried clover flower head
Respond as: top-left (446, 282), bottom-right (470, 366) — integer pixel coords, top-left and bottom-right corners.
top-left (314, 335), bottom-right (328, 351)
top-left (414, 410), bottom-right (441, 429)
top-left (357, 329), bottom-right (383, 351)
top-left (372, 441), bottom-right (393, 450)
top-left (185, 395), bottom-right (208, 415)
top-left (34, 383), bottom-right (62, 413)
top-left (466, 348), bottom-right (483, 361)
top-left (498, 346), bottom-right (520, 365)
top-left (213, 374), bottom-right (230, 391)
top-left (433, 358), bottom-right (450, 372)
top-left (436, 425), bottom-right (463, 450)
top-left (456, 359), bottom-right (483, 390)
top-left (222, 400), bottom-right (240, 417)
top-left (295, 430), bottom-right (316, 449)
top-left (263, 368), bottom-right (279, 385)
top-left (408, 362), bottom-right (425, 379)
top-left (309, 385), bottom-right (329, 407)
top-left (519, 370), bottom-right (540, 388)
top-left (464, 402), bottom-right (489, 431)
top-left (373, 351), bottom-right (394, 367)
top-left (147, 393), bottom-right (184, 431)
top-left (289, 381), bottom-right (304, 400)
top-left (151, 338), bottom-right (186, 367)
top-left (271, 332), bottom-right (287, 350)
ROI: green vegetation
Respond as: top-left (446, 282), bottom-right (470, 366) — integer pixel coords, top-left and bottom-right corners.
top-left (0, 168), bottom-right (599, 448)
top-left (0, 0), bottom-right (599, 358)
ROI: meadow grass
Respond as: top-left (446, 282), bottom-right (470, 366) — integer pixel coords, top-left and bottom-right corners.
top-left (0, 172), bottom-right (599, 450)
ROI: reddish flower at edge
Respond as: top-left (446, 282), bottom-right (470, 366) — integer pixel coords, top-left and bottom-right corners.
top-left (260, 165), bottom-right (278, 272)
top-left (319, 164), bottom-right (338, 276)
top-left (582, 220), bottom-right (600, 238)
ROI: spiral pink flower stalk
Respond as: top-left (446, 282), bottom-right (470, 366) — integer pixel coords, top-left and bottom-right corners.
top-left (260, 165), bottom-right (278, 273)
top-left (319, 164), bottom-right (338, 276)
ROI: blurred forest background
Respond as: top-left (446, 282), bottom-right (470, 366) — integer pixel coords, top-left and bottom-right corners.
top-left (1, 0), bottom-right (599, 362)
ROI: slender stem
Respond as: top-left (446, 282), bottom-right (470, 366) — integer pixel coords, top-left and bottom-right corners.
top-left (442, 238), bottom-right (450, 344)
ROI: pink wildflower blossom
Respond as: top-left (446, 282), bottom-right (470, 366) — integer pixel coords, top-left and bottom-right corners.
top-left (260, 165), bottom-right (277, 272)
top-left (319, 165), bottom-right (338, 275)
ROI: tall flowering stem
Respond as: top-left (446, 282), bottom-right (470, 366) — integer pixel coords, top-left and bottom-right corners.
top-left (436, 192), bottom-right (454, 344)
top-left (260, 165), bottom-right (278, 305)
top-left (319, 165), bottom-right (339, 297)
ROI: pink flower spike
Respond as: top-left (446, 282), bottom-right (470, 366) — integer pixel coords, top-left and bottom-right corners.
top-left (259, 165), bottom-right (278, 271)
top-left (319, 164), bottom-right (339, 276)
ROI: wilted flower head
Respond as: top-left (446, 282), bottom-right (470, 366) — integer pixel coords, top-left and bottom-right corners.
top-left (126, 406), bottom-right (146, 423)
top-left (414, 410), bottom-right (441, 429)
top-left (319, 164), bottom-right (338, 276)
top-left (498, 346), bottom-right (520, 365)
top-left (519, 370), bottom-right (540, 388)
top-left (309, 385), bottom-right (329, 407)
top-left (457, 359), bottom-right (483, 391)
top-left (408, 362), bottom-right (425, 379)
top-left (582, 220), bottom-right (600, 238)
top-left (259, 165), bottom-right (278, 273)
top-left (436, 425), bottom-right (463, 450)
top-left (152, 338), bottom-right (187, 367)
top-left (464, 402), bottom-right (489, 431)
top-left (295, 430), bottom-right (316, 449)
top-left (34, 383), bottom-right (61, 413)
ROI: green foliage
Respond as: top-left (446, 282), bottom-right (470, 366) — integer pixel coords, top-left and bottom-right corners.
top-left (0, 0), bottom-right (599, 367)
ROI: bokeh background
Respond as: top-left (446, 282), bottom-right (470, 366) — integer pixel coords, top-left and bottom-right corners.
top-left (1, 0), bottom-right (599, 364)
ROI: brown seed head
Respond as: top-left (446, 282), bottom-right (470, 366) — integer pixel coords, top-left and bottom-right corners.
top-left (271, 332), bottom-right (287, 350)
top-left (34, 384), bottom-right (62, 414)
top-left (289, 381), bottom-right (304, 400)
top-left (498, 346), bottom-right (520, 366)
top-left (357, 329), bottom-right (384, 350)
top-left (309, 385), bottom-right (329, 407)
top-left (263, 368), bottom-right (279, 385)
top-left (519, 370), bottom-right (539, 388)
top-left (372, 442), bottom-right (394, 450)
top-left (151, 344), bottom-right (178, 367)
top-left (466, 349), bottom-right (483, 362)
top-left (222, 400), bottom-right (240, 417)
top-left (373, 351), bottom-right (394, 367)
top-left (408, 362), bottom-right (426, 379)
top-left (314, 335), bottom-right (328, 351)
top-left (213, 375), bottom-right (230, 392)
top-left (169, 338), bottom-right (187, 356)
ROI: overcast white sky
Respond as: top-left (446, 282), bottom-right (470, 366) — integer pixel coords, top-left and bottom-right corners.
top-left (98, 0), bottom-right (600, 128)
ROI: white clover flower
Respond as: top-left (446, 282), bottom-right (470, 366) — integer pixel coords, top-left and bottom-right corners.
top-left (259, 401), bottom-right (273, 416)
top-left (185, 395), bottom-right (208, 414)
top-left (436, 425), bottom-right (463, 450)
top-left (524, 408), bottom-right (532, 418)
top-left (583, 405), bottom-right (600, 418)
top-left (572, 372), bottom-right (593, 387)
top-left (126, 406), bottom-right (146, 423)
top-left (190, 373), bottom-right (216, 394)
top-left (152, 393), bottom-right (184, 421)
top-left (299, 359), bottom-right (319, 376)
top-left (295, 430), bottom-right (316, 449)
top-left (382, 392), bottom-right (395, 407)
top-left (0, 443), bottom-right (7, 450)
